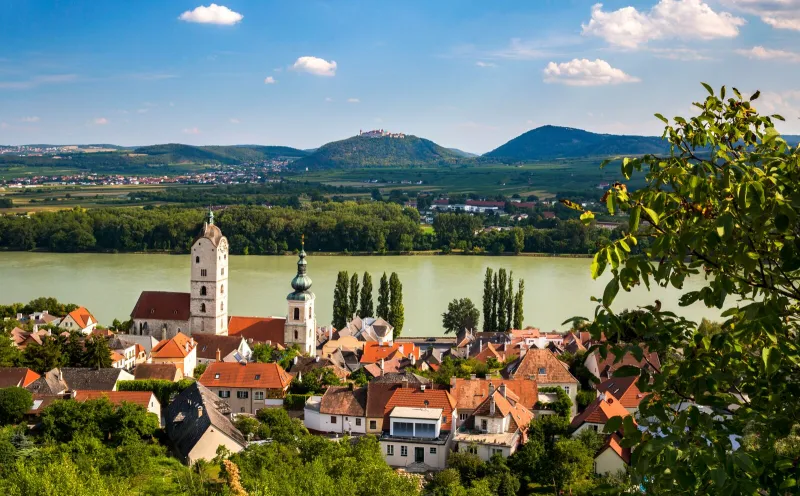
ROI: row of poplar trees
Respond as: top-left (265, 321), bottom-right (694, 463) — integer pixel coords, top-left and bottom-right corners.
top-left (332, 271), bottom-right (404, 339)
top-left (482, 267), bottom-right (524, 332)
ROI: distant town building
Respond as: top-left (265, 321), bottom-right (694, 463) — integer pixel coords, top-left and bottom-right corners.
top-left (358, 129), bottom-right (406, 139)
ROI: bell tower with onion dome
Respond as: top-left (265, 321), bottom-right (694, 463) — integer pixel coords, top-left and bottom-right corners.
top-left (284, 236), bottom-right (316, 354)
top-left (190, 209), bottom-right (229, 336)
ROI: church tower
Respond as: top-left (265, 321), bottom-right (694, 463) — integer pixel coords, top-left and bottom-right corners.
top-left (189, 210), bottom-right (228, 335)
top-left (284, 237), bottom-right (316, 354)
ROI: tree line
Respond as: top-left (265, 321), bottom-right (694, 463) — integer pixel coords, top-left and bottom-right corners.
top-left (332, 271), bottom-right (404, 338)
top-left (0, 331), bottom-right (113, 373)
top-left (440, 267), bottom-right (524, 334)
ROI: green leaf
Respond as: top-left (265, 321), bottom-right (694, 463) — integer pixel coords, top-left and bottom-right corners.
top-left (606, 193), bottom-right (616, 215)
top-left (733, 452), bottom-right (757, 474)
top-left (751, 90), bottom-right (760, 101)
top-left (591, 252), bottom-right (602, 279)
top-left (613, 365), bottom-right (641, 377)
top-left (602, 278), bottom-right (620, 307)
top-left (654, 113), bottom-right (668, 124)
top-left (701, 82), bottom-right (714, 96)
top-left (580, 210), bottom-right (595, 226)
top-left (643, 206), bottom-right (659, 226)
top-left (629, 206), bottom-right (641, 233)
top-left (604, 416), bottom-right (623, 434)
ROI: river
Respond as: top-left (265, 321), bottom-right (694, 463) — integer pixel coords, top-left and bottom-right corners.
top-left (0, 252), bottom-right (720, 337)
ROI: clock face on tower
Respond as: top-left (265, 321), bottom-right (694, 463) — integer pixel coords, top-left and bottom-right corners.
top-left (219, 238), bottom-right (229, 253)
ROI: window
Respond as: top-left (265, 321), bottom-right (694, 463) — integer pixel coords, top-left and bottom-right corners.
top-left (467, 446), bottom-right (477, 454)
top-left (201, 269), bottom-right (207, 277)
top-left (294, 308), bottom-right (300, 320)
top-left (481, 419), bottom-right (488, 431)
top-left (221, 284), bottom-right (225, 294)
top-left (254, 374), bottom-right (261, 380)
top-left (218, 390), bottom-right (230, 398)
top-left (195, 256), bottom-right (200, 263)
top-left (309, 307), bottom-right (312, 318)
top-left (430, 447), bottom-right (437, 454)
top-left (414, 423), bottom-right (435, 438)
top-left (254, 391), bottom-right (264, 400)
top-left (240, 407), bottom-right (245, 413)
top-left (386, 445), bottom-right (394, 456)
top-left (221, 268), bottom-right (225, 275)
top-left (331, 416), bottom-right (338, 424)
top-left (294, 330), bottom-right (299, 340)
top-left (591, 425), bottom-right (599, 432)
top-left (221, 302), bottom-right (224, 311)
top-left (492, 448), bottom-right (503, 456)
top-left (200, 303), bottom-right (206, 313)
top-left (459, 413), bottom-right (468, 421)
top-left (201, 286), bottom-right (207, 296)
top-left (442, 416), bottom-right (447, 424)
top-left (355, 418), bottom-right (362, 426)
top-left (538, 367), bottom-right (547, 375)
top-left (400, 446), bottom-right (408, 457)
top-left (563, 386), bottom-right (570, 395)
top-left (393, 421), bottom-right (414, 437)
top-left (214, 373), bottom-right (220, 379)
top-left (369, 420), bottom-right (377, 430)
top-left (237, 391), bottom-right (249, 399)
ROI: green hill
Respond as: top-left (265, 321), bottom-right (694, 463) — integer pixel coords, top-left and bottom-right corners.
top-left (133, 144), bottom-right (308, 164)
top-left (484, 125), bottom-right (670, 161)
top-left (291, 135), bottom-right (463, 169)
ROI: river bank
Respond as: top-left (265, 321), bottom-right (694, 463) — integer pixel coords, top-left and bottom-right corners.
top-left (5, 248), bottom-right (593, 258)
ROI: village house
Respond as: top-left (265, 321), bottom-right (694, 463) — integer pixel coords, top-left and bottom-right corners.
top-left (319, 334), bottom-right (363, 358)
top-left (0, 367), bottom-right (40, 388)
top-left (569, 392), bottom-right (631, 435)
top-left (108, 336), bottom-right (142, 370)
top-left (192, 334), bottom-right (252, 365)
top-left (166, 382), bottom-right (246, 465)
top-left (150, 332), bottom-right (197, 378)
top-left (73, 390), bottom-right (162, 424)
top-left (364, 375), bottom-right (430, 435)
top-left (59, 306), bottom-right (98, 334)
top-left (25, 367), bottom-right (133, 394)
top-left (288, 355), bottom-right (350, 381)
top-left (450, 377), bottom-right (539, 428)
top-left (503, 348), bottom-right (579, 416)
top-left (594, 433), bottom-right (631, 476)
top-left (25, 368), bottom-right (68, 395)
top-left (115, 334), bottom-right (160, 361)
top-left (336, 315), bottom-right (394, 345)
top-left (360, 341), bottom-right (420, 365)
top-left (453, 382), bottom-right (534, 461)
top-left (14, 310), bottom-right (61, 327)
top-left (583, 346), bottom-right (661, 383)
top-left (596, 376), bottom-right (648, 414)
top-left (304, 385), bottom-right (368, 434)
top-left (134, 363), bottom-right (184, 382)
top-left (199, 362), bottom-right (292, 414)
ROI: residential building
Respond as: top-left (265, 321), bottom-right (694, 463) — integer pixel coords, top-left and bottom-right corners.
top-left (380, 386), bottom-right (457, 471)
top-left (503, 348), bottom-right (579, 416)
top-left (336, 316), bottom-right (394, 345)
top-left (584, 346), bottom-right (661, 383)
top-left (73, 390), bottom-right (162, 424)
top-left (193, 334), bottom-right (252, 365)
top-left (569, 392), bottom-right (632, 435)
top-left (596, 376), bottom-right (648, 414)
top-left (453, 382), bottom-right (534, 460)
top-left (594, 434), bottom-right (631, 476)
top-left (166, 382), bottom-right (246, 465)
top-left (25, 368), bottom-right (68, 395)
top-left (0, 367), bottom-right (40, 388)
top-left (288, 355), bottom-right (350, 380)
top-left (304, 385), bottom-right (367, 434)
top-left (108, 336), bottom-right (141, 370)
top-left (59, 306), bottom-right (98, 334)
top-left (133, 363), bottom-right (184, 382)
top-left (450, 377), bottom-right (538, 427)
top-left (199, 362), bottom-right (292, 414)
top-left (360, 341), bottom-right (420, 364)
top-left (27, 367), bottom-right (134, 392)
top-left (115, 334), bottom-right (160, 361)
top-left (151, 332), bottom-right (197, 378)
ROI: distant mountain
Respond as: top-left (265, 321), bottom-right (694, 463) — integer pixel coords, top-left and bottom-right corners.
top-left (133, 144), bottom-right (308, 164)
top-left (291, 134), bottom-right (463, 169)
top-left (446, 147), bottom-right (478, 158)
top-left (484, 125), bottom-right (671, 161)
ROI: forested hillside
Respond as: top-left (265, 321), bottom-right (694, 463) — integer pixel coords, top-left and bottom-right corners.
top-left (291, 135), bottom-right (463, 169)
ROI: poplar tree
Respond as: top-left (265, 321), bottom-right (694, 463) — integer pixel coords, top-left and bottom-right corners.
top-left (482, 268), bottom-right (494, 332)
top-left (349, 272), bottom-right (360, 320)
top-left (377, 272), bottom-right (390, 320)
top-left (332, 271), bottom-right (349, 329)
top-left (491, 273), bottom-right (499, 332)
top-left (359, 272), bottom-right (374, 318)
top-left (388, 272), bottom-right (404, 339)
top-left (497, 268), bottom-right (508, 332)
top-left (506, 271), bottom-right (514, 331)
top-left (513, 278), bottom-right (524, 330)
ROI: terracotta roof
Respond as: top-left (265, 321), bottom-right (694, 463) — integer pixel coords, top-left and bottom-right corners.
top-left (570, 392), bottom-right (632, 430)
top-left (193, 334), bottom-right (245, 361)
top-left (199, 362), bottom-right (292, 390)
top-left (29, 394), bottom-right (62, 414)
top-left (472, 388), bottom-right (534, 433)
top-left (473, 342), bottom-right (505, 363)
top-left (366, 382), bottom-right (401, 418)
top-left (134, 363), bottom-right (183, 381)
top-left (73, 390), bottom-right (158, 409)
top-left (510, 328), bottom-right (541, 339)
top-left (319, 386), bottom-right (367, 416)
top-left (130, 291), bottom-right (190, 321)
top-left (599, 433), bottom-right (631, 464)
top-left (383, 387), bottom-right (456, 431)
top-left (110, 351), bottom-right (125, 363)
top-left (592, 347), bottom-right (662, 379)
top-left (25, 369), bottom-right (67, 395)
top-left (360, 342), bottom-right (420, 363)
top-left (289, 356), bottom-right (350, 379)
top-left (228, 316), bottom-right (286, 345)
top-left (596, 376), bottom-right (648, 409)
top-left (451, 378), bottom-right (539, 411)
top-left (66, 306), bottom-right (96, 329)
top-left (152, 332), bottom-right (195, 359)
top-left (0, 367), bottom-right (41, 388)
top-left (506, 349), bottom-right (578, 384)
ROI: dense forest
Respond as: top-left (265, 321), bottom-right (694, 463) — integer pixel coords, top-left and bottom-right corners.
top-left (0, 202), bottom-right (621, 255)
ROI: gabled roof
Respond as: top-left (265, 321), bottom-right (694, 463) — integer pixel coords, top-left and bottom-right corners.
top-left (199, 362), bottom-right (292, 390)
top-left (319, 386), bottom-right (367, 416)
top-left (193, 334), bottom-right (245, 361)
top-left (60, 367), bottom-right (131, 391)
top-left (473, 342), bottom-right (505, 363)
top-left (65, 306), bottom-right (96, 329)
top-left (451, 378), bottom-right (539, 411)
top-left (596, 376), bottom-right (648, 409)
top-left (115, 335), bottom-right (159, 356)
top-left (360, 342), bottom-right (420, 363)
top-left (383, 387), bottom-right (456, 431)
top-left (130, 291), bottom-right (191, 321)
top-left (598, 433), bottom-right (631, 464)
top-left (591, 347), bottom-right (662, 380)
top-left (569, 392), bottom-right (632, 430)
top-left (25, 368), bottom-right (68, 395)
top-left (152, 332), bottom-right (195, 359)
top-left (74, 390), bottom-right (158, 409)
top-left (134, 363), bottom-right (183, 381)
top-left (505, 349), bottom-right (578, 384)
top-left (472, 388), bottom-right (534, 433)
top-left (288, 356), bottom-right (349, 379)
top-left (0, 367), bottom-right (41, 388)
top-left (366, 382), bottom-right (401, 418)
top-left (166, 382), bottom-right (245, 462)
top-left (227, 316), bottom-right (286, 345)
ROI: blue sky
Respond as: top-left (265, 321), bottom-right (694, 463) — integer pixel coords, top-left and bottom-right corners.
top-left (1, 0), bottom-right (799, 153)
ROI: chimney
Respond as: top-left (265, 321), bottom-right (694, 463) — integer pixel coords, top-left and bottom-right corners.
top-left (450, 376), bottom-right (457, 387)
top-left (479, 339), bottom-right (484, 352)
top-left (466, 344), bottom-right (471, 356)
top-left (185, 342), bottom-right (189, 352)
top-left (519, 344), bottom-right (528, 359)
top-left (33, 324), bottom-right (39, 333)
top-left (216, 348), bottom-right (221, 362)
top-left (161, 324), bottom-right (167, 342)
top-left (328, 326), bottom-right (333, 341)
top-left (488, 381), bottom-right (495, 397)
top-left (401, 377), bottom-right (409, 389)
top-left (420, 384), bottom-right (426, 391)
top-left (499, 383), bottom-right (507, 398)
top-left (16, 313), bottom-right (22, 320)
top-left (399, 345), bottom-right (405, 355)
top-left (58, 369), bottom-right (63, 382)
top-left (197, 406), bottom-right (203, 417)
top-left (379, 358), bottom-right (385, 375)
top-left (489, 396), bottom-right (496, 416)
top-left (42, 310), bottom-right (48, 315)
top-left (315, 356), bottom-right (320, 362)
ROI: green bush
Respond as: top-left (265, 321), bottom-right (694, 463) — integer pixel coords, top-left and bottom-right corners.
top-left (284, 393), bottom-right (312, 411)
top-left (117, 378), bottom-right (194, 406)
top-left (576, 389), bottom-right (597, 412)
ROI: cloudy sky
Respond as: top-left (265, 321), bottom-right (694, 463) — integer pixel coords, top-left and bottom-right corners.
top-left (1, 0), bottom-right (799, 153)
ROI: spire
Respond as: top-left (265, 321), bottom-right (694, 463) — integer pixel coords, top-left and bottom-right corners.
top-left (290, 234), bottom-right (312, 293)
top-left (207, 207), bottom-right (214, 225)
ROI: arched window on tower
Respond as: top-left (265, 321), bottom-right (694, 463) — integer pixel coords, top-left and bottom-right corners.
top-left (195, 256), bottom-right (200, 264)
top-left (221, 284), bottom-right (225, 294)
top-left (308, 307), bottom-right (312, 319)
top-left (221, 302), bottom-right (224, 311)
top-left (294, 308), bottom-right (300, 320)
top-left (201, 303), bottom-right (206, 313)
top-left (201, 286), bottom-right (207, 296)
top-left (294, 330), bottom-right (299, 340)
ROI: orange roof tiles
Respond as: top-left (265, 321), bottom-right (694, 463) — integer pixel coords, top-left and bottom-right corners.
top-left (130, 291), bottom-right (191, 321)
top-left (569, 392), bottom-right (632, 430)
top-left (0, 367), bottom-right (41, 388)
top-left (383, 387), bottom-right (456, 431)
top-left (596, 376), bottom-right (649, 409)
top-left (510, 349), bottom-right (578, 384)
top-left (360, 342), bottom-right (420, 364)
top-left (600, 433), bottom-right (631, 464)
top-left (472, 388), bottom-right (534, 433)
top-left (228, 316), bottom-right (286, 345)
top-left (66, 307), bottom-right (96, 329)
top-left (199, 362), bottom-right (292, 390)
top-left (74, 390), bottom-right (157, 409)
top-left (152, 332), bottom-right (194, 359)
top-left (451, 378), bottom-right (539, 411)
top-left (110, 351), bottom-right (125, 363)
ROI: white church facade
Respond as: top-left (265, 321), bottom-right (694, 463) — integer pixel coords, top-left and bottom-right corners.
top-left (128, 210), bottom-right (316, 354)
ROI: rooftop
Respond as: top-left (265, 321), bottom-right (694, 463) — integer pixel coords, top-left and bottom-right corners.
top-left (390, 406), bottom-right (443, 420)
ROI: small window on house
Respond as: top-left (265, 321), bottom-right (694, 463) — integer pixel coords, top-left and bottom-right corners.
top-left (331, 416), bottom-right (337, 424)
top-left (254, 391), bottom-right (264, 400)
top-left (430, 447), bottom-right (437, 454)
top-left (240, 407), bottom-right (245, 413)
top-left (221, 302), bottom-right (224, 311)
top-left (386, 445), bottom-right (394, 456)
top-left (201, 303), bottom-right (206, 313)
top-left (459, 413), bottom-right (468, 421)
top-left (195, 256), bottom-right (200, 263)
top-left (400, 446), bottom-right (408, 457)
top-left (492, 448), bottom-right (503, 456)
top-left (538, 367), bottom-right (547, 375)
top-left (201, 286), bottom-right (207, 296)
top-left (294, 308), bottom-right (300, 320)
top-left (221, 268), bottom-right (225, 276)
top-left (218, 390), bottom-right (230, 398)
top-left (214, 373), bottom-right (220, 379)
top-left (225, 254), bottom-right (227, 260)
top-left (254, 374), bottom-right (261, 380)
top-left (481, 419), bottom-right (488, 431)
top-left (563, 386), bottom-right (570, 395)
top-left (201, 269), bottom-right (207, 277)
top-left (237, 391), bottom-right (248, 399)
top-left (468, 446), bottom-right (477, 454)
top-left (442, 416), bottom-right (447, 424)
top-left (370, 420), bottom-right (377, 430)
top-left (355, 418), bottom-right (362, 426)
top-left (221, 284), bottom-right (225, 294)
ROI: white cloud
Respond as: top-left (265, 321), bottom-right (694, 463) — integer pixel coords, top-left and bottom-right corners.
top-left (20, 116), bottom-right (40, 123)
top-left (94, 117), bottom-right (109, 125)
top-left (582, 0), bottom-right (745, 49)
top-left (736, 46), bottom-right (800, 62)
top-left (757, 91), bottom-right (800, 127)
top-left (229, 118), bottom-right (240, 124)
top-left (490, 38), bottom-right (550, 59)
top-left (0, 73), bottom-right (78, 90)
top-left (324, 97), bottom-right (333, 102)
top-left (347, 98), bottom-right (360, 103)
top-left (183, 127), bottom-right (201, 134)
top-left (476, 61), bottom-right (497, 67)
top-left (178, 4), bottom-right (243, 25)
top-left (264, 76), bottom-right (276, 84)
top-left (291, 56), bottom-right (337, 77)
top-left (722, 0), bottom-right (800, 30)
top-left (543, 59), bottom-right (641, 86)
top-left (649, 47), bottom-right (710, 60)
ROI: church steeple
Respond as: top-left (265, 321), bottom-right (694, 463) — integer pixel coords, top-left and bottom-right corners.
top-left (207, 208), bottom-right (214, 226)
top-left (285, 234), bottom-right (316, 354)
top-left (290, 235), bottom-right (312, 293)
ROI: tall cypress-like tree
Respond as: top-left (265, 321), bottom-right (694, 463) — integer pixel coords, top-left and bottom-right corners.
top-left (505, 271), bottom-right (514, 331)
top-left (513, 278), bottom-right (525, 330)
top-left (377, 272), bottom-right (390, 320)
top-left (388, 272), bottom-right (404, 339)
top-left (359, 272), bottom-right (374, 318)
top-left (332, 271), bottom-right (350, 329)
top-left (497, 268), bottom-right (508, 332)
top-left (482, 268), bottom-right (494, 332)
top-left (348, 272), bottom-right (360, 320)
top-left (491, 273), bottom-right (499, 333)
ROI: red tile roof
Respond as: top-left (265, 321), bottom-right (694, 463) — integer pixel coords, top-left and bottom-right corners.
top-left (451, 378), bottom-right (539, 411)
top-left (320, 386), bottom-right (367, 416)
top-left (133, 363), bottom-right (183, 381)
top-left (130, 291), bottom-right (190, 321)
top-left (593, 347), bottom-right (662, 379)
top-left (569, 392), bottom-right (632, 430)
top-left (360, 342), bottom-right (420, 364)
top-left (383, 387), bottom-right (456, 431)
top-left (0, 367), bottom-right (41, 388)
top-left (228, 316), bottom-right (286, 345)
top-left (66, 306), bottom-right (96, 329)
top-left (596, 376), bottom-right (648, 409)
top-left (74, 390), bottom-right (157, 409)
top-left (199, 362), bottom-right (292, 390)
top-left (509, 349), bottom-right (578, 384)
top-left (152, 332), bottom-right (195, 359)
top-left (472, 388), bottom-right (534, 433)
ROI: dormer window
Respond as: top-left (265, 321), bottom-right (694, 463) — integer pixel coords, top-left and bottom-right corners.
top-left (214, 373), bottom-right (220, 379)
top-left (538, 367), bottom-right (546, 375)
top-left (254, 374), bottom-right (261, 380)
